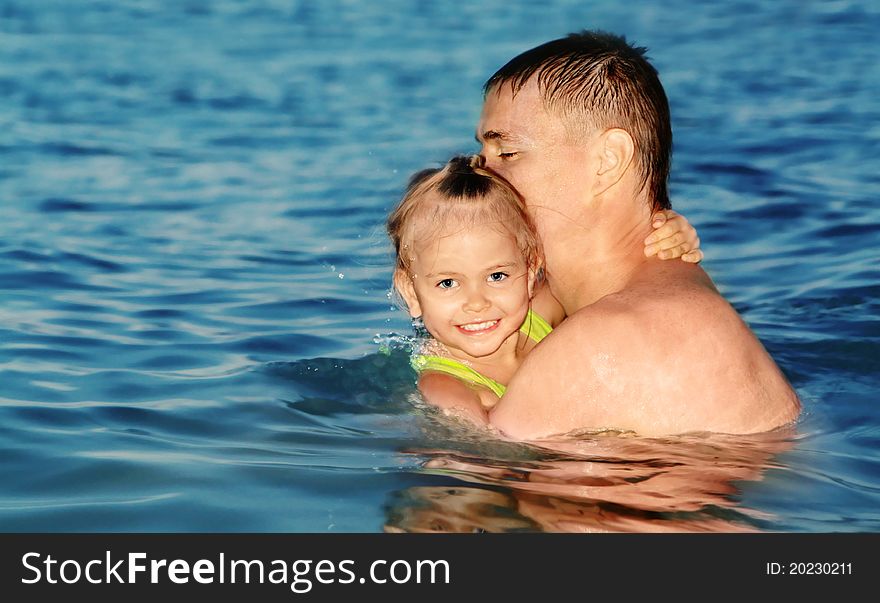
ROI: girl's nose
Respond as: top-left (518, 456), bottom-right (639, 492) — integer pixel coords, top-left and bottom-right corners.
top-left (462, 287), bottom-right (491, 313)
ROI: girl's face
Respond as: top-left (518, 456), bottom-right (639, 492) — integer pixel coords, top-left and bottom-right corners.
top-left (396, 221), bottom-right (533, 362)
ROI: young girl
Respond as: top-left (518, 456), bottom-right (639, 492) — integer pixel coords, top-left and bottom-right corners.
top-left (387, 155), bottom-right (700, 421)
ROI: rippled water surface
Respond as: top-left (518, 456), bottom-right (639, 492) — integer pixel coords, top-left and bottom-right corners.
top-left (1, 0), bottom-right (878, 532)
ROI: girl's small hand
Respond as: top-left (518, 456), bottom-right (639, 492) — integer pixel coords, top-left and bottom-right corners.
top-left (643, 209), bottom-right (703, 263)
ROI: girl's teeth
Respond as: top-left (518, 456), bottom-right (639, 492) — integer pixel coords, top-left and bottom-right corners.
top-left (461, 320), bottom-right (497, 331)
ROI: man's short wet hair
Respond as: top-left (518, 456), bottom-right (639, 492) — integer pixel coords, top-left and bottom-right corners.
top-left (484, 30), bottom-right (672, 211)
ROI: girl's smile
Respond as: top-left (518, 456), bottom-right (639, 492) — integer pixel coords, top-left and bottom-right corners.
top-left (396, 220), bottom-right (533, 364)
top-left (456, 319), bottom-right (501, 335)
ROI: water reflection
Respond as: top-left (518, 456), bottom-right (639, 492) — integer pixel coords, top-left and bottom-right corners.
top-left (387, 428), bottom-right (797, 532)
top-left (384, 487), bottom-right (539, 533)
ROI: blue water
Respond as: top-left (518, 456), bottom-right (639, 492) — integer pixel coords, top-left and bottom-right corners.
top-left (1, 0), bottom-right (878, 532)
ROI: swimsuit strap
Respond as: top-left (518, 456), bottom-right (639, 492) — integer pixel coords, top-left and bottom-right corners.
top-left (409, 309), bottom-right (554, 398)
top-left (410, 355), bottom-right (507, 398)
top-left (519, 308), bottom-right (552, 343)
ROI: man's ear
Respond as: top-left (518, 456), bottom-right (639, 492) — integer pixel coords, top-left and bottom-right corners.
top-left (594, 128), bottom-right (635, 195)
top-left (393, 268), bottom-right (422, 318)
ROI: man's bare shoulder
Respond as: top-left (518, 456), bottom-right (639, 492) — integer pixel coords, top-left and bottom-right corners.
top-left (526, 265), bottom-right (726, 356)
top-left (489, 301), bottom-right (642, 438)
top-left (603, 265), bottom-right (734, 329)
top-left (492, 264), bottom-right (800, 439)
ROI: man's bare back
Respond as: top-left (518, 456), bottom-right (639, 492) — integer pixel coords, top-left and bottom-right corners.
top-left (491, 260), bottom-right (801, 438)
top-left (467, 31), bottom-right (802, 438)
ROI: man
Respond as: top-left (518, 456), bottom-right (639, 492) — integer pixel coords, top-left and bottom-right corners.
top-left (476, 31), bottom-right (800, 438)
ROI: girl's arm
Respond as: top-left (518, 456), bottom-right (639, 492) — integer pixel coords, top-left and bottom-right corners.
top-left (418, 372), bottom-right (491, 426)
top-left (644, 209), bottom-right (703, 263)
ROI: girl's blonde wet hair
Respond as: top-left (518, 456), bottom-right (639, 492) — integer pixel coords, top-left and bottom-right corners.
top-left (387, 155), bottom-right (543, 278)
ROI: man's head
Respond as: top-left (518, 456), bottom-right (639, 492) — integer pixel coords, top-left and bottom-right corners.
top-left (478, 30), bottom-right (672, 218)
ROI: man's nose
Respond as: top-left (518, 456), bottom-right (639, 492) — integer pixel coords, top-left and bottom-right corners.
top-left (476, 149), bottom-right (490, 169)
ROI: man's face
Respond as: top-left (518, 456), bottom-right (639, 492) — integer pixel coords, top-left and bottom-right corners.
top-left (477, 79), bottom-right (596, 261)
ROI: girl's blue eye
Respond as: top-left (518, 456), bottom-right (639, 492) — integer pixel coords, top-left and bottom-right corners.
top-left (488, 272), bottom-right (508, 282)
top-left (437, 279), bottom-right (456, 289)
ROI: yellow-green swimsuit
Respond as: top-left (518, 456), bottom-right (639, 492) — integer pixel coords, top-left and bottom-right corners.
top-left (410, 309), bottom-right (553, 397)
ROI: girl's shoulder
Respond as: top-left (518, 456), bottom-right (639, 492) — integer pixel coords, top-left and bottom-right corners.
top-left (417, 371), bottom-right (496, 417)
top-left (530, 281), bottom-right (566, 327)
